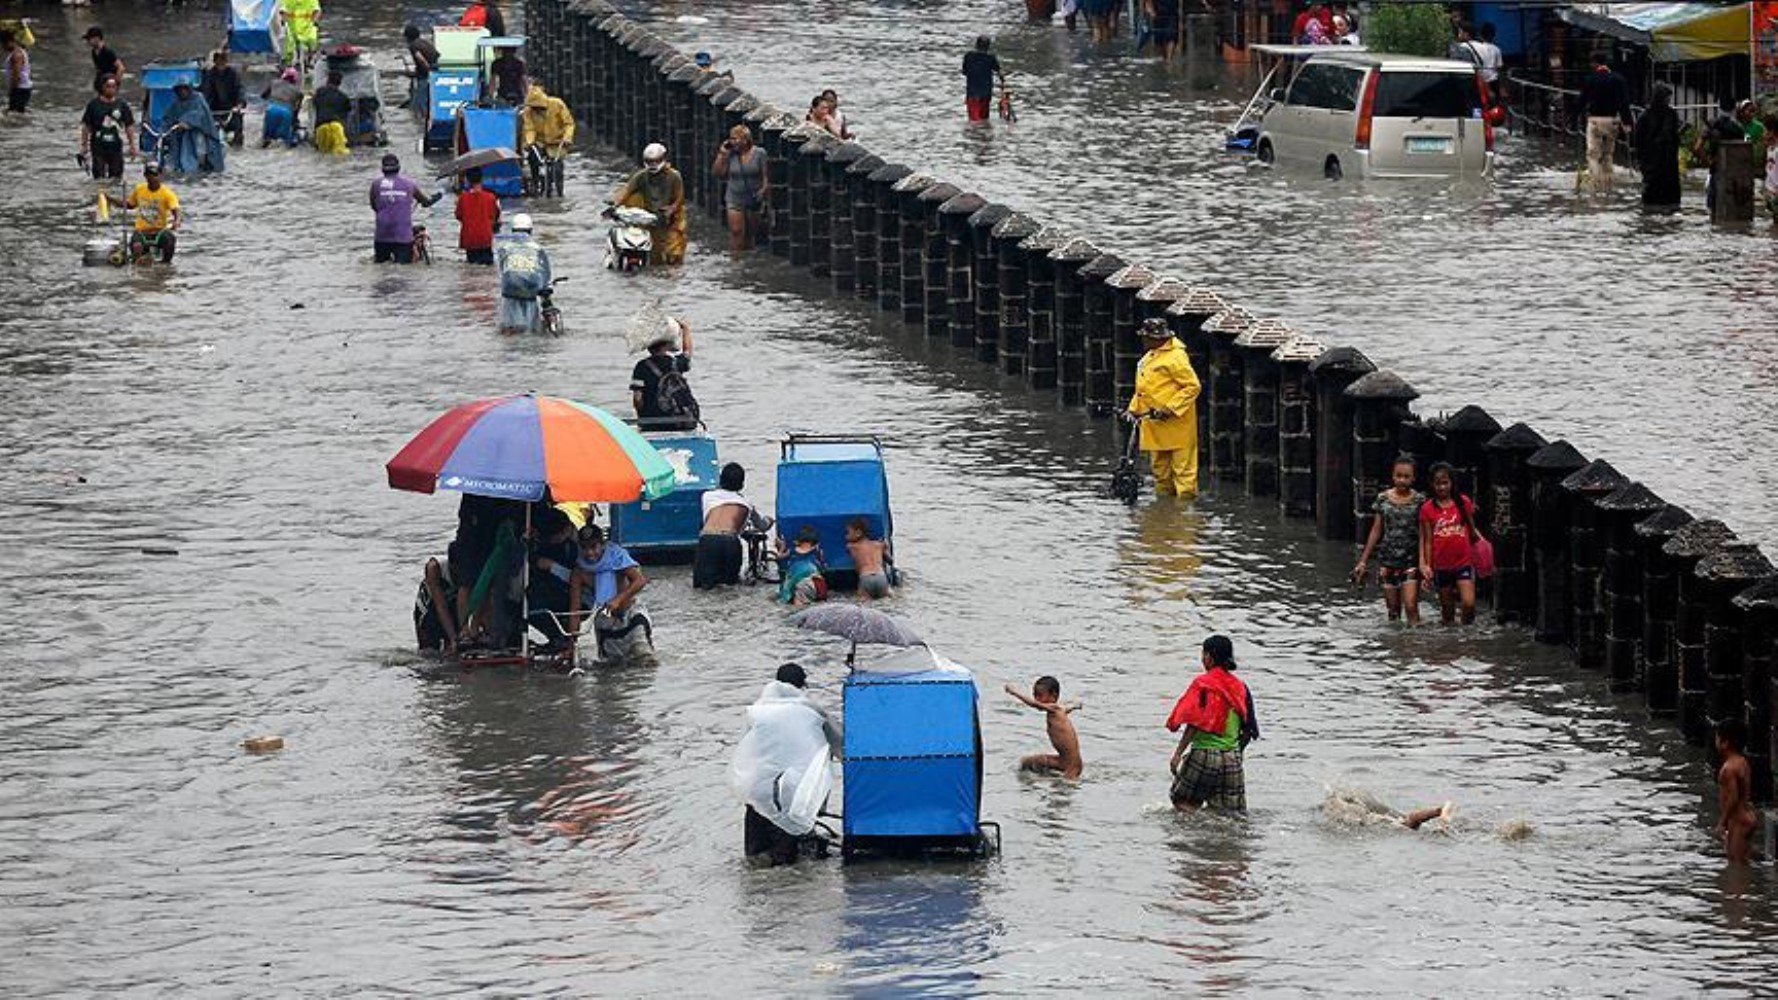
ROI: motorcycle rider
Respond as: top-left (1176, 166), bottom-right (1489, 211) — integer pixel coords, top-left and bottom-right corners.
top-left (495, 213), bottom-right (554, 334)
top-left (520, 83), bottom-right (574, 193)
top-left (610, 141), bottom-right (686, 265)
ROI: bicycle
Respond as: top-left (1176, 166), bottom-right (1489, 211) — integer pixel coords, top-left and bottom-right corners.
top-left (524, 144), bottom-right (567, 198)
top-left (411, 223), bottom-right (432, 265)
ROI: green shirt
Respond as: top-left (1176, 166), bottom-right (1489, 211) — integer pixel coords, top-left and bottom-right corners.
top-left (1745, 119), bottom-right (1767, 146)
top-left (1190, 708), bottom-right (1241, 752)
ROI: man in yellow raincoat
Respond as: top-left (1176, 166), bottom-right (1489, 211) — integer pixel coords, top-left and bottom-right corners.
top-left (611, 142), bottom-right (687, 265)
top-left (278, 0), bottom-right (321, 67)
top-left (520, 84), bottom-right (575, 154)
top-left (1126, 318), bottom-right (1202, 497)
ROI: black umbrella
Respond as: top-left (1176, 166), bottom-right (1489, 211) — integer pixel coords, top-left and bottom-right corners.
top-left (434, 146), bottom-right (519, 178)
top-left (789, 605), bottom-right (923, 666)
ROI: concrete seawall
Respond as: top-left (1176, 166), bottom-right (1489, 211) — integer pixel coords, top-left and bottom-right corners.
top-left (523, 0), bottom-right (1776, 805)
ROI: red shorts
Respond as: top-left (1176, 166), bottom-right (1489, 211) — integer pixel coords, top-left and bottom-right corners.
top-left (966, 97), bottom-right (991, 122)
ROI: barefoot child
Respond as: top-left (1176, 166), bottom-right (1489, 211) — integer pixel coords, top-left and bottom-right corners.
top-left (1006, 676), bottom-right (1083, 779)
top-left (776, 526), bottom-right (828, 607)
top-left (1353, 455), bottom-right (1425, 624)
top-left (1715, 718), bottom-right (1759, 864)
top-left (845, 518), bottom-right (892, 600)
top-left (1418, 461), bottom-right (1484, 625)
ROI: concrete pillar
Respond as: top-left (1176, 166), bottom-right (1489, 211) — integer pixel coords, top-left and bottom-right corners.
top-left (1596, 482), bottom-right (1667, 692)
top-left (938, 192), bottom-right (988, 349)
top-left (991, 213), bottom-right (1041, 376)
top-left (639, 44), bottom-right (671, 152)
top-left (825, 141), bottom-right (870, 294)
top-left (1481, 422), bottom-right (1548, 623)
top-left (1669, 519), bottom-right (1737, 742)
top-left (1713, 140), bottom-right (1757, 225)
top-left (1169, 291), bottom-right (1227, 476)
top-left (1344, 371), bottom-right (1421, 541)
top-left (1183, 12), bottom-right (1219, 89)
top-left (1561, 459), bottom-right (1629, 670)
top-left (968, 204), bottom-right (1013, 364)
top-left (665, 66), bottom-right (703, 206)
top-left (1204, 308), bottom-right (1256, 482)
top-left (1731, 579), bottom-right (1778, 802)
top-left (1309, 347), bottom-right (1376, 542)
top-left (914, 182), bottom-right (962, 338)
top-left (889, 173), bottom-right (940, 322)
top-left (1440, 406), bottom-right (1502, 527)
top-left (1397, 418), bottom-right (1445, 474)
top-left (846, 154), bottom-right (886, 302)
top-left (687, 73), bottom-right (723, 196)
top-left (593, 15), bottom-right (625, 141)
top-left (1527, 441), bottom-right (1588, 645)
top-left (760, 115), bottom-right (799, 259)
top-left (1697, 544), bottom-right (1774, 764)
top-left (1019, 227), bottom-right (1068, 392)
top-left (868, 163), bottom-right (913, 311)
top-left (1233, 319), bottom-right (1295, 498)
top-left (1273, 337), bottom-right (1326, 518)
top-left (1634, 504), bottom-right (1696, 714)
top-left (798, 132), bottom-right (839, 277)
top-left (1048, 238), bottom-right (1101, 407)
top-left (1101, 263), bottom-right (1153, 417)
top-left (1080, 255), bottom-right (1132, 415)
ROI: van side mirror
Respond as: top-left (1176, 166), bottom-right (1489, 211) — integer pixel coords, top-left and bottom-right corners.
top-left (1269, 87), bottom-right (1285, 103)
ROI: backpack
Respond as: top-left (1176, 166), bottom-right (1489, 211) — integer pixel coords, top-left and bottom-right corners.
top-left (651, 355), bottom-right (700, 423)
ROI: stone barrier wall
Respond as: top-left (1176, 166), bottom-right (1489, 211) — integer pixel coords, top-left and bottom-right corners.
top-left (523, 0), bottom-right (1777, 803)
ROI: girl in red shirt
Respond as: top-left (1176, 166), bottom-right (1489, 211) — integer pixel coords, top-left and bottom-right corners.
top-left (1418, 461), bottom-right (1485, 625)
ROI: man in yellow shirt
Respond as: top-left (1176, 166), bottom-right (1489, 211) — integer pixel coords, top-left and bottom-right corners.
top-left (520, 84), bottom-right (574, 196)
top-left (124, 162), bottom-right (180, 262)
top-left (278, 0), bottom-right (322, 67)
top-left (1126, 318), bottom-right (1202, 497)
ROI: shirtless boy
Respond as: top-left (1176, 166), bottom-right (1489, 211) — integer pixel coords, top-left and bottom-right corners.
top-left (1006, 677), bottom-right (1082, 779)
top-left (1715, 718), bottom-right (1759, 864)
top-left (845, 518), bottom-right (892, 600)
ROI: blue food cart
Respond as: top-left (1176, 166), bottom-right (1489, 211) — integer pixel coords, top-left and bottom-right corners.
top-left (139, 61), bottom-right (204, 157)
top-left (609, 430), bottom-right (719, 563)
top-left (425, 26), bottom-right (490, 152)
top-left (841, 647), bottom-right (998, 860)
top-left (226, 0), bottom-right (278, 55)
top-left (775, 433), bottom-right (893, 591)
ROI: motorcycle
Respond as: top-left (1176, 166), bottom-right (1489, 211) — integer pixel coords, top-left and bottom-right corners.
top-left (601, 203), bottom-right (657, 274)
top-left (539, 277), bottom-right (566, 336)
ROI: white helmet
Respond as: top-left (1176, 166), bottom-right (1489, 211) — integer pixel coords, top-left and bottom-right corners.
top-left (642, 142), bottom-right (668, 171)
top-left (510, 213), bottom-right (534, 233)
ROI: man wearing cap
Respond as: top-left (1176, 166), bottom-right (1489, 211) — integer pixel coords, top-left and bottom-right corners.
top-left (369, 154), bottom-right (440, 264)
top-left (1125, 317), bottom-right (1202, 498)
top-left (611, 142), bottom-right (686, 265)
top-left (124, 163), bottom-right (180, 263)
top-left (1166, 636), bottom-right (1259, 812)
top-left (84, 27), bottom-right (126, 93)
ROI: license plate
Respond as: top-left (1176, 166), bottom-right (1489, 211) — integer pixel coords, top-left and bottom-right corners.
top-left (1408, 136), bottom-right (1454, 154)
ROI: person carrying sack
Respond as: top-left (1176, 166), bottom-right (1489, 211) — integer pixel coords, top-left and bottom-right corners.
top-left (629, 316), bottom-right (698, 431)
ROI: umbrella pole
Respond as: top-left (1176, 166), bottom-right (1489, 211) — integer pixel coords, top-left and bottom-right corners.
top-left (522, 504), bottom-right (532, 662)
top-left (847, 640), bottom-right (856, 668)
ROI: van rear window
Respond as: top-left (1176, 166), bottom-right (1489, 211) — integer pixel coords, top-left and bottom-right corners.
top-left (1373, 72), bottom-right (1478, 118)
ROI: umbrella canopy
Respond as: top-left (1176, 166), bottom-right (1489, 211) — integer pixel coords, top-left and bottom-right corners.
top-left (434, 145), bottom-right (519, 178)
top-left (789, 605), bottom-right (923, 648)
top-left (386, 394), bottom-right (677, 503)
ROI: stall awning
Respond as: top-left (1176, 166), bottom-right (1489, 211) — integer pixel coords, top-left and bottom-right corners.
top-left (1561, 3), bottom-right (1750, 62)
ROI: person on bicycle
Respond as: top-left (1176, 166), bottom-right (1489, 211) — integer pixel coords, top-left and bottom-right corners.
top-left (80, 75), bottom-right (137, 181)
top-left (494, 213), bottom-right (554, 334)
top-left (520, 84), bottom-right (573, 191)
top-left (200, 50), bottom-right (246, 148)
top-left (124, 163), bottom-right (180, 263)
top-left (370, 153), bottom-right (440, 264)
top-left (611, 142), bottom-right (686, 265)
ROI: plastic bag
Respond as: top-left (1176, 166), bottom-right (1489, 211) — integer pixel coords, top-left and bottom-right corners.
top-left (731, 681), bottom-right (835, 836)
top-left (624, 301), bottom-right (681, 354)
top-left (1472, 537), bottom-right (1496, 579)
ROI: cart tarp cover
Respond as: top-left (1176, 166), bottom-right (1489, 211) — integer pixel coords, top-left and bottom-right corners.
top-left (731, 681), bottom-right (836, 837)
top-left (843, 649), bottom-right (979, 839)
top-left (459, 106), bottom-right (520, 150)
top-left (229, 0), bottom-right (278, 53)
top-left (1562, 3), bottom-right (1750, 62)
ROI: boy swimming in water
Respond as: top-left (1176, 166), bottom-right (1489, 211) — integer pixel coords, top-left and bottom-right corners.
top-left (1715, 718), bottom-right (1758, 864)
top-left (1005, 676), bottom-right (1082, 779)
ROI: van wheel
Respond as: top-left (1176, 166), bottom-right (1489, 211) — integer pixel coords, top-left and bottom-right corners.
top-left (1324, 157), bottom-right (1343, 181)
top-left (1256, 140), bottom-right (1275, 165)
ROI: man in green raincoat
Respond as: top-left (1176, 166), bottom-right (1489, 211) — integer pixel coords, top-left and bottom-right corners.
top-left (1126, 318), bottom-right (1202, 498)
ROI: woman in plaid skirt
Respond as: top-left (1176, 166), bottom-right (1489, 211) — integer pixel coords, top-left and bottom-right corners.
top-left (1167, 636), bottom-right (1259, 812)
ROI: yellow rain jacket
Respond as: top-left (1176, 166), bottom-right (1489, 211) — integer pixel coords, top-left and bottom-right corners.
top-left (1128, 336), bottom-right (1201, 453)
top-left (521, 86), bottom-right (576, 152)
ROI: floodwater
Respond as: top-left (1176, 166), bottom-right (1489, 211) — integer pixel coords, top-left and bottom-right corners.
top-left (1, 0), bottom-right (1774, 995)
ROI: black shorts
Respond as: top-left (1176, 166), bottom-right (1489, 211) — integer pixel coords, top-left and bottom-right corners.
top-left (465, 247), bottom-right (494, 265)
top-left (90, 146), bottom-right (125, 180)
top-left (1433, 566), bottom-right (1475, 589)
top-left (7, 88), bottom-right (30, 113)
top-left (1379, 565), bottom-right (1419, 589)
top-left (744, 805), bottom-right (805, 865)
top-left (373, 241), bottom-right (414, 264)
top-left (693, 532), bottom-right (743, 590)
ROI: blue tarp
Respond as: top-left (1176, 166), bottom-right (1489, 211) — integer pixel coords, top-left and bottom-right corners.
top-left (427, 69), bottom-right (479, 149)
top-left (227, 0), bottom-right (277, 54)
top-left (843, 670), bottom-right (980, 839)
top-left (777, 439), bottom-right (892, 575)
top-left (457, 107), bottom-right (523, 196)
top-left (611, 434), bottom-right (720, 556)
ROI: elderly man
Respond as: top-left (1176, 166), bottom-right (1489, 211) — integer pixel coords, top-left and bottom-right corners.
top-left (1125, 318), bottom-right (1202, 498)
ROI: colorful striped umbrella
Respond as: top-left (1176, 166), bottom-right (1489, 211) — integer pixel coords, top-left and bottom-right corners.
top-left (386, 394), bottom-right (677, 503)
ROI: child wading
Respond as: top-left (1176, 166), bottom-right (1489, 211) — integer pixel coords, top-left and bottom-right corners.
top-left (1353, 455), bottom-right (1426, 624)
top-left (1167, 635), bottom-right (1259, 812)
top-left (1715, 718), bottom-right (1759, 864)
top-left (844, 518), bottom-right (892, 600)
top-left (1006, 677), bottom-right (1083, 779)
top-left (1418, 461), bottom-right (1486, 625)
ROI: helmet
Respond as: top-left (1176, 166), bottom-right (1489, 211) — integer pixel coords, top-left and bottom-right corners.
top-left (642, 142), bottom-right (667, 171)
top-left (1139, 317), bottom-right (1172, 339)
top-left (381, 153), bottom-right (400, 173)
top-left (510, 213), bottom-right (534, 233)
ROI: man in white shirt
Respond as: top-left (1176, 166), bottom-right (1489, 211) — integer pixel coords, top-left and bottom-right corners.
top-left (695, 462), bottom-right (769, 589)
top-left (1472, 23), bottom-right (1504, 101)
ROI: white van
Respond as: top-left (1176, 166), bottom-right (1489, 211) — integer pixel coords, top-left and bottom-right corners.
top-left (1242, 48), bottom-right (1496, 180)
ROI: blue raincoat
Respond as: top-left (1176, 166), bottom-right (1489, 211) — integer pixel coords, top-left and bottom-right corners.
top-left (163, 92), bottom-right (226, 174)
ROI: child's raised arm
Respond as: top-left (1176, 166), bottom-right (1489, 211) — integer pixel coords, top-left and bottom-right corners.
top-left (1004, 683), bottom-right (1039, 709)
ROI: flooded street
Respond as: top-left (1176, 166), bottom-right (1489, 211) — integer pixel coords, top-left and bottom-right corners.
top-left (2, 0), bottom-right (1775, 994)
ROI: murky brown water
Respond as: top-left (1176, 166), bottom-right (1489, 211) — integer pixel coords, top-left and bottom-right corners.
top-left (1, 0), bottom-right (1774, 994)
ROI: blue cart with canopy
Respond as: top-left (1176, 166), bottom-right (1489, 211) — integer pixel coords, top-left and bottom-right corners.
top-left (425, 25), bottom-right (490, 151)
top-left (226, 0), bottom-right (279, 55)
top-left (139, 61), bottom-right (204, 157)
top-left (609, 429), bottom-right (719, 563)
top-left (841, 647), bottom-right (998, 859)
top-left (775, 433), bottom-right (894, 591)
